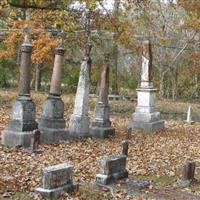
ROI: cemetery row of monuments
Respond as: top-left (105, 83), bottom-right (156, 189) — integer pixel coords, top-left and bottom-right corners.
top-left (1, 25), bottom-right (165, 148)
top-left (2, 25), bottom-right (198, 199)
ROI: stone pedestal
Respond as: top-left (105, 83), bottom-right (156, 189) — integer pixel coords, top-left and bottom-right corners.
top-left (68, 53), bottom-right (91, 139)
top-left (129, 40), bottom-right (164, 132)
top-left (178, 162), bottom-right (197, 186)
top-left (131, 87), bottom-right (164, 132)
top-left (2, 95), bottom-right (37, 147)
top-left (39, 95), bottom-right (69, 144)
top-left (90, 102), bottom-right (115, 139)
top-left (90, 54), bottom-right (115, 139)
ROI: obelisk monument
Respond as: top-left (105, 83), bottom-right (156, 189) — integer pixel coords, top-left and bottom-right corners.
top-left (68, 10), bottom-right (92, 138)
top-left (90, 53), bottom-right (115, 138)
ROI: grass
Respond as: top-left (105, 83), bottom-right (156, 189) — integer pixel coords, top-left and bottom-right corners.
top-left (137, 174), bottom-right (176, 186)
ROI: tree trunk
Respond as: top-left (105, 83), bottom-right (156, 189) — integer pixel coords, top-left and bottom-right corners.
top-left (172, 67), bottom-right (178, 101)
top-left (112, 41), bottom-right (119, 94)
top-left (194, 73), bottom-right (200, 98)
top-left (111, 0), bottom-right (120, 95)
top-left (159, 67), bottom-right (165, 99)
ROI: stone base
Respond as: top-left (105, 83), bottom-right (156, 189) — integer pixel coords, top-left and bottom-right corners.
top-left (131, 120), bottom-right (165, 132)
top-left (7, 119), bottom-right (38, 132)
top-left (39, 95), bottom-right (65, 130)
top-left (96, 170), bottom-right (128, 185)
top-left (2, 130), bottom-right (33, 148)
top-left (68, 114), bottom-right (90, 139)
top-left (39, 128), bottom-right (69, 144)
top-left (90, 127), bottom-right (115, 139)
top-left (1, 95), bottom-right (38, 148)
top-left (184, 120), bottom-right (194, 125)
top-left (92, 102), bottom-right (111, 127)
top-left (133, 112), bottom-right (161, 123)
top-left (39, 118), bottom-right (65, 130)
top-left (36, 182), bottom-right (79, 199)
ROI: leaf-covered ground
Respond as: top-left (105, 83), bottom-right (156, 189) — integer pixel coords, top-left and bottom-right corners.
top-left (1, 90), bottom-right (200, 199)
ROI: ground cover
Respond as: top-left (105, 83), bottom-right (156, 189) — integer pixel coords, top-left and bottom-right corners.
top-left (1, 89), bottom-right (200, 199)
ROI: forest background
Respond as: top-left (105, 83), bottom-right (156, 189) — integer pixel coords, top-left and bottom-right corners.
top-left (0, 0), bottom-right (199, 101)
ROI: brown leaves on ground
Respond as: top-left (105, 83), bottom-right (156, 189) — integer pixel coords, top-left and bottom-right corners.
top-left (1, 90), bottom-right (200, 199)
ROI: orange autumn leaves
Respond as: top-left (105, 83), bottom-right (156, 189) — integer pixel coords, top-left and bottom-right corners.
top-left (32, 32), bottom-right (58, 64)
top-left (0, 19), bottom-right (59, 65)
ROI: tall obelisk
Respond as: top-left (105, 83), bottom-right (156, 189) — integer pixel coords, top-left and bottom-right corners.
top-left (90, 53), bottom-right (115, 138)
top-left (68, 10), bottom-right (92, 138)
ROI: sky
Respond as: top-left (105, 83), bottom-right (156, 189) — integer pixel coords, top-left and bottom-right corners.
top-left (71, 0), bottom-right (177, 11)
top-left (103, 0), bottom-right (114, 9)
top-left (71, 0), bottom-right (114, 11)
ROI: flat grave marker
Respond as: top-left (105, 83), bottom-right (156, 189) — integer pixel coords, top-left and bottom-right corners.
top-left (36, 163), bottom-right (78, 199)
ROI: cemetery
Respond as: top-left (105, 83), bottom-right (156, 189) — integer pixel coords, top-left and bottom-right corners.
top-left (0, 0), bottom-right (200, 200)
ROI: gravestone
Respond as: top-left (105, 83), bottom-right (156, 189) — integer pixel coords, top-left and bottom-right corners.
top-left (129, 40), bottom-right (164, 132)
top-left (178, 162), bottom-right (197, 186)
top-left (39, 36), bottom-right (69, 144)
top-left (122, 140), bottom-right (129, 156)
top-left (2, 25), bottom-right (37, 148)
top-left (68, 44), bottom-right (92, 138)
top-left (29, 129), bottom-right (42, 154)
top-left (36, 163), bottom-right (78, 199)
top-left (90, 53), bottom-right (115, 139)
top-left (185, 105), bottom-right (194, 124)
top-left (95, 155), bottom-right (128, 185)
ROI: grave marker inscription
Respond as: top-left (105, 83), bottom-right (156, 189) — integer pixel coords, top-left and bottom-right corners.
top-left (36, 163), bottom-right (78, 199)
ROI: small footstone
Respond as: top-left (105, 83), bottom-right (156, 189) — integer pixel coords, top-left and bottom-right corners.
top-left (121, 140), bottom-right (129, 156)
top-left (127, 179), bottom-right (150, 190)
top-left (95, 155), bottom-right (128, 185)
top-left (36, 163), bottom-right (78, 199)
top-left (28, 129), bottom-right (42, 154)
top-left (177, 161), bottom-right (197, 186)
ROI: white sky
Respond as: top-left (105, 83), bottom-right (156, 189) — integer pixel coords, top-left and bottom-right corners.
top-left (71, 0), bottom-right (114, 11)
top-left (71, 0), bottom-right (176, 11)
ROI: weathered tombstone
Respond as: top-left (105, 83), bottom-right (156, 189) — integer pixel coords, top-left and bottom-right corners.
top-left (126, 127), bottom-right (132, 140)
top-left (36, 163), bottom-right (78, 199)
top-left (28, 129), bottom-right (42, 154)
top-left (39, 33), bottom-right (69, 144)
top-left (90, 53), bottom-right (115, 139)
top-left (2, 25), bottom-right (37, 148)
top-left (68, 10), bottom-right (92, 139)
top-left (129, 40), bottom-right (164, 132)
top-left (95, 155), bottom-right (128, 185)
top-left (122, 140), bottom-right (129, 156)
top-left (178, 162), bottom-right (197, 186)
top-left (185, 105), bottom-right (194, 124)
